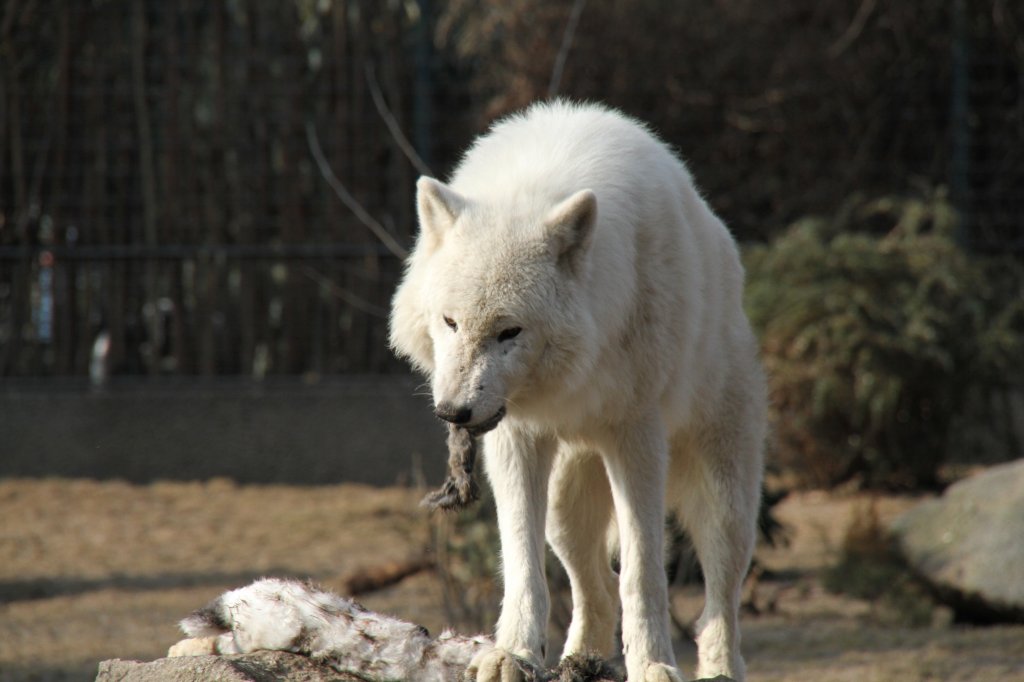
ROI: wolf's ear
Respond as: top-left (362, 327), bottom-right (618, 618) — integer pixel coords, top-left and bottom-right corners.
top-left (544, 189), bottom-right (597, 271)
top-left (417, 177), bottom-right (464, 247)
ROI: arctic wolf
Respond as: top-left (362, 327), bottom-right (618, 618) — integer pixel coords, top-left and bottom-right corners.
top-left (390, 101), bottom-right (766, 682)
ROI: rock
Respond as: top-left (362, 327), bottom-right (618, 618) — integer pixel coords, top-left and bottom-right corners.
top-left (96, 651), bottom-right (363, 682)
top-left (891, 459), bottom-right (1024, 622)
top-left (95, 652), bottom-right (734, 682)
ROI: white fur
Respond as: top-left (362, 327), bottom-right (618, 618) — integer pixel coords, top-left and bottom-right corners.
top-left (391, 101), bottom-right (766, 682)
top-left (169, 578), bottom-right (493, 681)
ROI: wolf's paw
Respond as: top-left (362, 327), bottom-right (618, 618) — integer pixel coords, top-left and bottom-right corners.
top-left (465, 647), bottom-right (534, 682)
top-left (167, 636), bottom-right (218, 657)
top-left (640, 662), bottom-right (684, 682)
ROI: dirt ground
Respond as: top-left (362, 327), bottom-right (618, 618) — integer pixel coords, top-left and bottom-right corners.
top-left (1, 478), bottom-right (1022, 682)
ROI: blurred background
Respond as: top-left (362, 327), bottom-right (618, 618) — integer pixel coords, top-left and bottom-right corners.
top-left (1, 1), bottom-right (1023, 681)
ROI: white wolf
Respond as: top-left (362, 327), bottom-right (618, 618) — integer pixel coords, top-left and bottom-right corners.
top-left (390, 101), bottom-right (766, 682)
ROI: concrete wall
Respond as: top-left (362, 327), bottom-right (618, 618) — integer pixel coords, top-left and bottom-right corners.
top-left (0, 377), bottom-right (448, 486)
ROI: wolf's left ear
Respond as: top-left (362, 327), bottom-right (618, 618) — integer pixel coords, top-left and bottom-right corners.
top-left (544, 189), bottom-right (597, 272)
top-left (417, 177), bottom-right (465, 247)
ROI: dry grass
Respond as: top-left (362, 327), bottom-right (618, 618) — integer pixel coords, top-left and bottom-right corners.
top-left (1, 479), bottom-right (1022, 682)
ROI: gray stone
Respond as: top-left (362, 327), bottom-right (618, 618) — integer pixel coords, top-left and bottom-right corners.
top-left (891, 459), bottom-right (1024, 622)
top-left (96, 651), bottom-right (362, 682)
top-left (94, 652), bottom-right (728, 681)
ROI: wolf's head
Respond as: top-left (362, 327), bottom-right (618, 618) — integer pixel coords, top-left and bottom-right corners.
top-left (389, 176), bottom-right (597, 432)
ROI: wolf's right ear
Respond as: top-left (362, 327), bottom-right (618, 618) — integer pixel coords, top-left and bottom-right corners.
top-left (417, 177), bottom-right (464, 247)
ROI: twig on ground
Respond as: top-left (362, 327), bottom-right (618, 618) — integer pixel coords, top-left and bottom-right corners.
top-left (342, 556), bottom-right (434, 596)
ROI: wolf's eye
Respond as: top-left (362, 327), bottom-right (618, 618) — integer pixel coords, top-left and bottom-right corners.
top-left (497, 327), bottom-right (522, 342)
top-left (443, 316), bottom-right (458, 331)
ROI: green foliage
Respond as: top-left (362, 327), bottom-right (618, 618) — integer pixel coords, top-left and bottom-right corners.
top-left (746, 190), bottom-right (1024, 488)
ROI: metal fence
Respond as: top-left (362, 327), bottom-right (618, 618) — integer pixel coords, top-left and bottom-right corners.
top-left (2, 0), bottom-right (1021, 378)
top-left (0, 1), bottom-right (437, 377)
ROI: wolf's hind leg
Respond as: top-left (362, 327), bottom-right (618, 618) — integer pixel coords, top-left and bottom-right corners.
top-left (546, 449), bottom-right (619, 660)
top-left (673, 420), bottom-right (762, 682)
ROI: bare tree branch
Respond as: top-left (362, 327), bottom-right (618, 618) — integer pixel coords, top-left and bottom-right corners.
top-left (365, 62), bottom-right (433, 177)
top-left (305, 120), bottom-right (409, 260)
top-left (548, 0), bottom-right (586, 99)
top-left (300, 265), bottom-right (388, 318)
top-left (828, 0), bottom-right (877, 58)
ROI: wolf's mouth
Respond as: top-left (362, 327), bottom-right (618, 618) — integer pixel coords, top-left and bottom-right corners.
top-left (467, 406), bottom-right (506, 436)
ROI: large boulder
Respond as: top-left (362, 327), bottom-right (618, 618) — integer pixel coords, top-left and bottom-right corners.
top-left (96, 651), bottom-right (362, 681)
top-left (891, 459), bottom-right (1024, 622)
top-left (95, 652), bottom-right (732, 681)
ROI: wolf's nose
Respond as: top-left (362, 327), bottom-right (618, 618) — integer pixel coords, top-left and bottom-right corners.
top-left (434, 403), bottom-right (472, 425)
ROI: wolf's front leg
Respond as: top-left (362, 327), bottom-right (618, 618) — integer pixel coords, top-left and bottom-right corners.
top-left (602, 418), bottom-right (682, 682)
top-left (467, 425), bottom-right (555, 682)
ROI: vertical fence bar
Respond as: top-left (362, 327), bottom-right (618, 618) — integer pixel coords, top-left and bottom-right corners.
top-left (413, 0), bottom-right (433, 173)
top-left (950, 0), bottom-right (971, 250)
